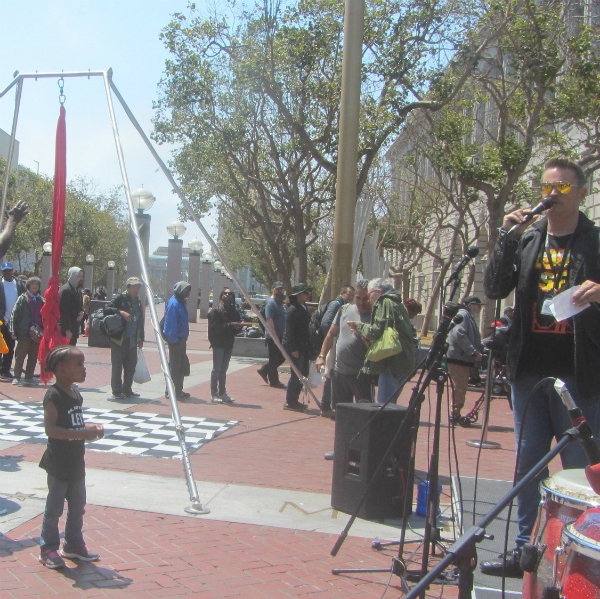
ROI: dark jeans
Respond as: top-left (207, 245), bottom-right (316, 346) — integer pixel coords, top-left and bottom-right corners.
top-left (110, 340), bottom-right (138, 395)
top-left (285, 349), bottom-right (309, 406)
top-left (211, 346), bottom-right (233, 396)
top-left (321, 376), bottom-right (333, 411)
top-left (257, 337), bottom-right (285, 385)
top-left (80, 314), bottom-right (88, 335)
top-left (168, 340), bottom-right (188, 396)
top-left (331, 370), bottom-right (373, 408)
top-left (69, 331), bottom-right (78, 346)
top-left (0, 321), bottom-right (15, 375)
top-left (512, 373), bottom-right (600, 548)
top-left (40, 474), bottom-right (86, 553)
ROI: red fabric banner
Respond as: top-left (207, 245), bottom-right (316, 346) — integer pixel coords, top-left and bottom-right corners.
top-left (39, 105), bottom-right (69, 382)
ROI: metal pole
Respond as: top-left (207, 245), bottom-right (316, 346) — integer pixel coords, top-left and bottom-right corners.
top-left (101, 71), bottom-right (208, 515)
top-left (187, 251), bottom-right (200, 323)
top-left (330, 0), bottom-right (364, 299)
top-left (108, 78), bottom-right (321, 408)
top-left (0, 71), bottom-right (106, 99)
top-left (0, 79), bottom-right (23, 230)
top-left (467, 344), bottom-right (501, 449)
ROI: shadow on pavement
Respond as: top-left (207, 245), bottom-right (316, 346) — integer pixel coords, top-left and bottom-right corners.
top-left (0, 455), bottom-right (24, 472)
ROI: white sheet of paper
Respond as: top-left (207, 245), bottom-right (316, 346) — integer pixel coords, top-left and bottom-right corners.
top-left (549, 285), bottom-right (590, 321)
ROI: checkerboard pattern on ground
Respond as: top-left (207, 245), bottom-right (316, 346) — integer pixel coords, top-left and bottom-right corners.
top-left (0, 399), bottom-right (237, 459)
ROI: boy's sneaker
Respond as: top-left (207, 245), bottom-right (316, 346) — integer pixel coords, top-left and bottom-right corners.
top-left (211, 395), bottom-right (223, 403)
top-left (219, 393), bottom-right (235, 404)
top-left (23, 377), bottom-right (38, 385)
top-left (11, 377), bottom-right (19, 385)
top-left (39, 550), bottom-right (65, 569)
top-left (59, 543), bottom-right (100, 562)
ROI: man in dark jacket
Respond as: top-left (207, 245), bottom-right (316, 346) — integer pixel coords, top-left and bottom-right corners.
top-left (481, 156), bottom-right (600, 577)
top-left (319, 285), bottom-right (355, 416)
top-left (104, 277), bottom-right (145, 399)
top-left (283, 284), bottom-right (312, 411)
top-left (208, 287), bottom-right (244, 403)
top-left (58, 267), bottom-right (84, 346)
top-left (0, 261), bottom-right (26, 378)
top-left (163, 281), bottom-right (191, 400)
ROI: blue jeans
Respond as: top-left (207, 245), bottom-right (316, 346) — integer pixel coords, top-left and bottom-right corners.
top-left (40, 474), bottom-right (86, 553)
top-left (211, 346), bottom-right (233, 396)
top-left (512, 373), bottom-right (600, 547)
top-left (377, 371), bottom-right (405, 404)
top-left (285, 349), bottom-right (308, 406)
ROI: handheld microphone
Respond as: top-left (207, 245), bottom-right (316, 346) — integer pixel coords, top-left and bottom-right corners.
top-left (554, 379), bottom-right (600, 494)
top-left (445, 247), bottom-right (479, 286)
top-left (507, 198), bottom-right (555, 235)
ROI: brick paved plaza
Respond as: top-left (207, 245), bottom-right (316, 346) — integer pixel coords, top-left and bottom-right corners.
top-left (0, 315), bottom-right (531, 598)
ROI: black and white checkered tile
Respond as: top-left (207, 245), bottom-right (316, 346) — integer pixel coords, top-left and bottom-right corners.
top-left (0, 399), bottom-right (237, 459)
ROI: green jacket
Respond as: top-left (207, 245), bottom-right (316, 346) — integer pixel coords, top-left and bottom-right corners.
top-left (354, 290), bottom-right (415, 376)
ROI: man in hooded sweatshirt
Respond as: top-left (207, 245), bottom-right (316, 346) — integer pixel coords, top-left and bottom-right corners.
top-left (163, 282), bottom-right (191, 400)
top-left (59, 267), bottom-right (84, 346)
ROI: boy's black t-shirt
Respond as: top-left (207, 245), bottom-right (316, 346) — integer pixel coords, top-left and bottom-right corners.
top-left (520, 233), bottom-right (575, 377)
top-left (39, 384), bottom-right (86, 482)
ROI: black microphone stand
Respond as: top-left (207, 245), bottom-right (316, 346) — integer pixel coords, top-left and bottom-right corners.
top-left (404, 423), bottom-right (588, 599)
top-left (330, 259), bottom-right (473, 590)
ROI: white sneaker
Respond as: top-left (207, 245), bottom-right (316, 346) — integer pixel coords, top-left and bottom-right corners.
top-left (220, 393), bottom-right (235, 404)
top-left (211, 396), bottom-right (223, 403)
top-left (11, 377), bottom-right (19, 386)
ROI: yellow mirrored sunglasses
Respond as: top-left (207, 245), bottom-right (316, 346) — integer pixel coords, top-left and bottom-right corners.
top-left (539, 181), bottom-right (579, 196)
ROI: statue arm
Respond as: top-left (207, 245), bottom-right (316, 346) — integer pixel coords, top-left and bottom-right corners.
top-left (0, 201), bottom-right (29, 257)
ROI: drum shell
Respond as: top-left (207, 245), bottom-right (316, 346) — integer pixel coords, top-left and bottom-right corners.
top-left (523, 470), bottom-right (600, 599)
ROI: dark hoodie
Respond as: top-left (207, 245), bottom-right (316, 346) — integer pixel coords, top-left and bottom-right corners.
top-left (354, 289), bottom-right (415, 375)
top-left (58, 267), bottom-right (83, 338)
top-left (484, 212), bottom-right (600, 399)
top-left (163, 282), bottom-right (191, 345)
top-left (207, 295), bottom-right (242, 349)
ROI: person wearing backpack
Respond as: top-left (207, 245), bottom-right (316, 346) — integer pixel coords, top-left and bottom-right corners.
top-left (256, 281), bottom-right (287, 388)
top-left (282, 284), bottom-right (312, 411)
top-left (103, 277), bottom-right (145, 399)
top-left (317, 285), bottom-right (355, 416)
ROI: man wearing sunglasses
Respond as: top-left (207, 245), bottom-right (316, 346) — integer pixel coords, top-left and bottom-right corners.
top-left (482, 156), bottom-right (600, 577)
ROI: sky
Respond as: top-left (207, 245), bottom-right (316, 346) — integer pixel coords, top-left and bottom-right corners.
top-left (0, 0), bottom-right (218, 257)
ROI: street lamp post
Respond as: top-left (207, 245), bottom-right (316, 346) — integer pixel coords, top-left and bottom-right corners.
top-left (199, 251), bottom-right (213, 318)
top-left (106, 260), bottom-right (116, 300)
top-left (84, 254), bottom-right (94, 291)
top-left (41, 242), bottom-right (52, 293)
top-left (127, 188), bottom-right (155, 297)
top-left (165, 220), bottom-right (186, 303)
top-left (187, 238), bottom-right (203, 323)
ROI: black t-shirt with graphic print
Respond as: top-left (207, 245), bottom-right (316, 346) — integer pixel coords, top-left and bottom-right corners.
top-left (39, 384), bottom-right (86, 482)
top-left (520, 233), bottom-right (575, 377)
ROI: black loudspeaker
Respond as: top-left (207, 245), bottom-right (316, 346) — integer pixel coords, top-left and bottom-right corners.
top-left (331, 402), bottom-right (414, 520)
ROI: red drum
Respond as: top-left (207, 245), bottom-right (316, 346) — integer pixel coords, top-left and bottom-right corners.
top-left (523, 469), bottom-right (600, 599)
top-left (553, 507), bottom-right (600, 598)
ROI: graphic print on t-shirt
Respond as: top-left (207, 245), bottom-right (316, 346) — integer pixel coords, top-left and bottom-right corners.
top-left (531, 234), bottom-right (574, 335)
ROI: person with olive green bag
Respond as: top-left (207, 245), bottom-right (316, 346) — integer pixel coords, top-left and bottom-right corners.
top-left (348, 278), bottom-right (414, 404)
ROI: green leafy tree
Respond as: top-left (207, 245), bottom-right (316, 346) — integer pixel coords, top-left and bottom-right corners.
top-left (153, 0), bottom-right (495, 287)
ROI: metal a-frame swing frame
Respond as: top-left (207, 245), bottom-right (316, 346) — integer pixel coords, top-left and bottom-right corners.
top-left (0, 68), bottom-right (320, 514)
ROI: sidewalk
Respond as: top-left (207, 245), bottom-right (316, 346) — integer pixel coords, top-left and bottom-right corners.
top-left (0, 313), bottom-right (527, 597)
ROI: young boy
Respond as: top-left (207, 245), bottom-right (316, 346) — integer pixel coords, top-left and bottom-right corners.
top-left (38, 346), bottom-right (104, 569)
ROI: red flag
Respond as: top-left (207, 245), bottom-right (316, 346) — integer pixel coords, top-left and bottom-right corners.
top-left (39, 105), bottom-right (69, 382)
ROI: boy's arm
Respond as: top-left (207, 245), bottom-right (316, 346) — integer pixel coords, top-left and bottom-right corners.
top-left (44, 400), bottom-right (104, 440)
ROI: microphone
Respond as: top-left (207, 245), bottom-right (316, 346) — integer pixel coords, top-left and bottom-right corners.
top-left (554, 379), bottom-right (600, 494)
top-left (445, 247), bottom-right (479, 286)
top-left (507, 198), bottom-right (555, 235)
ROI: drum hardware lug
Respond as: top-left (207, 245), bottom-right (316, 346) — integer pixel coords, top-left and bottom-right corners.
top-left (483, 533), bottom-right (494, 540)
top-left (540, 587), bottom-right (561, 599)
top-left (552, 543), bottom-right (567, 587)
top-left (520, 542), bottom-right (546, 573)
